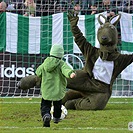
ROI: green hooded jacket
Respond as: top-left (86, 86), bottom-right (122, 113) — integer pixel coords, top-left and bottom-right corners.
top-left (36, 57), bottom-right (75, 101)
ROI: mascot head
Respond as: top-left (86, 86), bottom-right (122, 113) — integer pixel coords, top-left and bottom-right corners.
top-left (97, 14), bottom-right (121, 60)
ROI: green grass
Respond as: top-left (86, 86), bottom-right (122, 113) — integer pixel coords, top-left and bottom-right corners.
top-left (0, 97), bottom-right (132, 133)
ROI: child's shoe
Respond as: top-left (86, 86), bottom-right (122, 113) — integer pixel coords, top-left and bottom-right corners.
top-left (43, 114), bottom-right (51, 127)
top-left (53, 117), bottom-right (60, 124)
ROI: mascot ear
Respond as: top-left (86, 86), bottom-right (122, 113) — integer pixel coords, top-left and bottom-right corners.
top-left (98, 14), bottom-right (107, 25)
top-left (109, 14), bottom-right (121, 26)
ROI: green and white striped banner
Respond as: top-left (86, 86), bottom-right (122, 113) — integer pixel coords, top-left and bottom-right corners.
top-left (119, 11), bottom-right (133, 52)
top-left (119, 12), bottom-right (133, 81)
top-left (0, 12), bottom-right (107, 54)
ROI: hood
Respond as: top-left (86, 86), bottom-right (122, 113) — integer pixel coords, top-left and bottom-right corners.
top-left (50, 44), bottom-right (64, 58)
top-left (98, 50), bottom-right (120, 61)
top-left (43, 57), bottom-right (61, 72)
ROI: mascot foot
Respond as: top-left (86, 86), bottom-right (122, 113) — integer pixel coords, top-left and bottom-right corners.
top-left (16, 75), bottom-right (41, 90)
top-left (17, 81), bottom-right (21, 89)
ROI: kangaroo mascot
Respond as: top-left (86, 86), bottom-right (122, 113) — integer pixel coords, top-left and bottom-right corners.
top-left (17, 11), bottom-right (133, 110)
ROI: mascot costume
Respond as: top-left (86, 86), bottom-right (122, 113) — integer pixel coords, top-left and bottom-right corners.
top-left (17, 11), bottom-right (133, 110)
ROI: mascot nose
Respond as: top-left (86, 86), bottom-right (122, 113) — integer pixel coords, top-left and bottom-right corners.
top-left (102, 36), bottom-right (107, 40)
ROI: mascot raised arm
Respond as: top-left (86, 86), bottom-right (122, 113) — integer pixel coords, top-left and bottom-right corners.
top-left (17, 11), bottom-right (133, 110)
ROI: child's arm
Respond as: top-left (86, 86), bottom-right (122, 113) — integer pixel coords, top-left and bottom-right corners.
top-left (61, 61), bottom-right (76, 78)
top-left (35, 64), bottom-right (43, 78)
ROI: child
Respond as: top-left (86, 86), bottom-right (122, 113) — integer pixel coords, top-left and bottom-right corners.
top-left (35, 44), bottom-right (76, 127)
top-left (23, 0), bottom-right (36, 17)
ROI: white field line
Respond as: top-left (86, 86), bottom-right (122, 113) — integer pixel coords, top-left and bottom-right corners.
top-left (109, 101), bottom-right (133, 104)
top-left (0, 101), bottom-right (133, 104)
top-left (0, 126), bottom-right (128, 131)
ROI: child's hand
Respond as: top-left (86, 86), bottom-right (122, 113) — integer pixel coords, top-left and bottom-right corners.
top-left (70, 72), bottom-right (76, 78)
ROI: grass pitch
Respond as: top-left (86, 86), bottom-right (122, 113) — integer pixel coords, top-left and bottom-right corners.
top-left (0, 97), bottom-right (132, 133)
